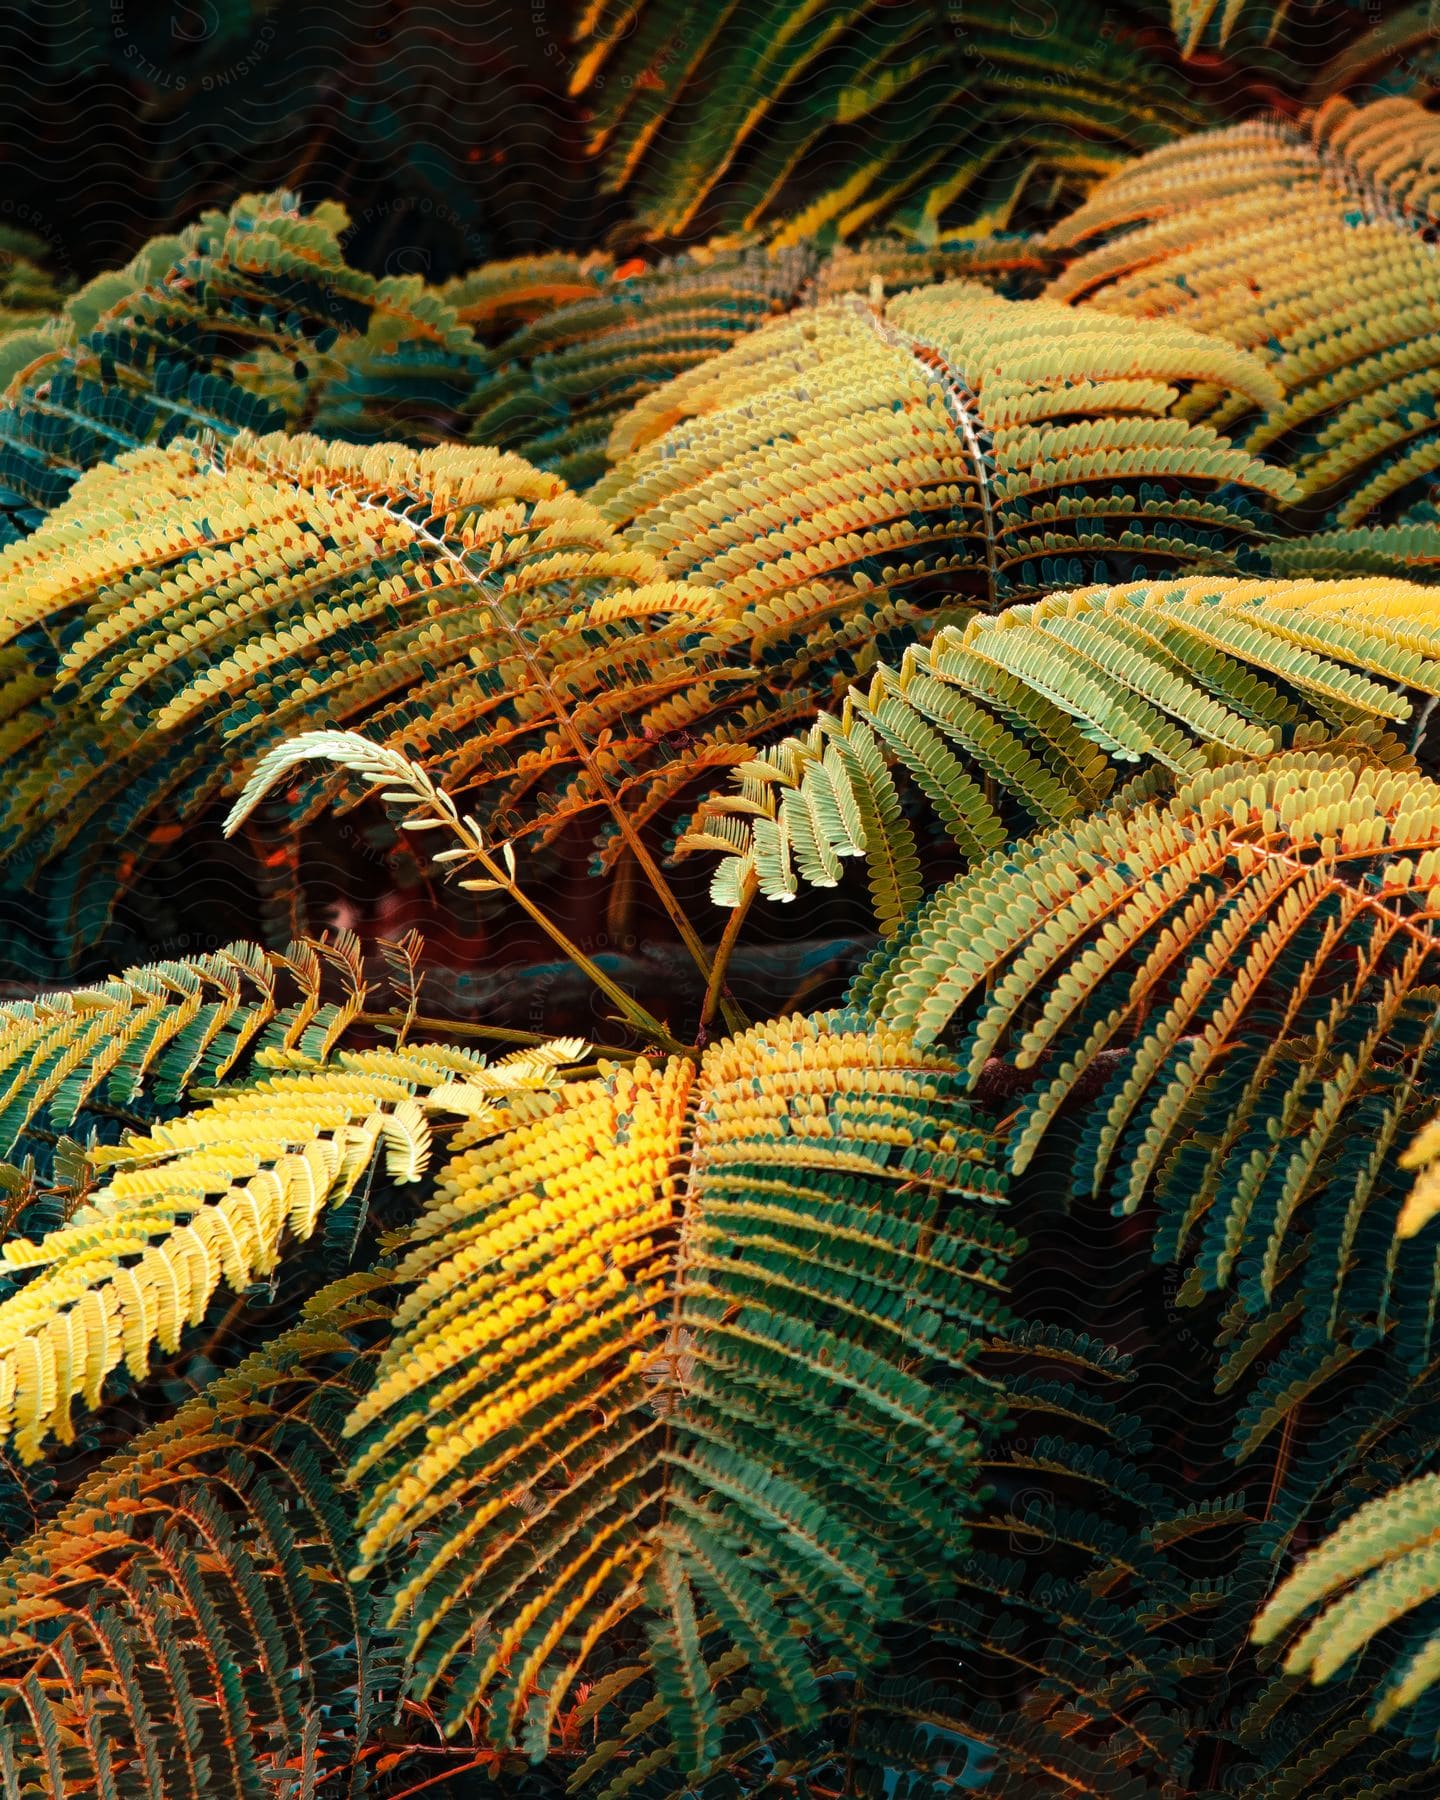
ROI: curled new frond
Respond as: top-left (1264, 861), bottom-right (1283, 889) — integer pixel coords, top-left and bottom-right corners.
top-left (224, 728), bottom-right (464, 844)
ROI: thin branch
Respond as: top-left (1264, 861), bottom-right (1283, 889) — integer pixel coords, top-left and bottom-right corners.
top-left (698, 866), bottom-right (757, 1041)
top-left (225, 731), bottom-right (689, 1053)
top-left (353, 489), bottom-right (747, 1033)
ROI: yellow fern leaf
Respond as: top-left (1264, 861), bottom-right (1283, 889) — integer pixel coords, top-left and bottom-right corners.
top-left (342, 1010), bottom-right (1012, 1763)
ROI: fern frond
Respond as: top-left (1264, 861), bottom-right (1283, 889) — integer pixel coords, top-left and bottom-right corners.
top-left (0, 1057), bottom-right (406, 1461)
top-left (811, 233), bottom-right (1056, 305)
top-left (850, 750), bottom-right (1440, 1373)
top-left (463, 245), bottom-right (818, 487)
top-left (1047, 96), bottom-right (1440, 530)
top-left (1255, 1472), bottom-right (1440, 1726)
top-left (1266, 523), bottom-right (1440, 583)
top-left (443, 236), bottom-right (1051, 493)
top-left (441, 252), bottom-right (612, 339)
top-left (0, 939), bottom-right (296, 1161)
top-left (343, 1009), bottom-right (1013, 1769)
top-left (1397, 1111), bottom-right (1440, 1237)
top-left (599, 284), bottom-right (1292, 627)
top-left (694, 575), bottom-right (1440, 920)
top-left (306, 306), bottom-right (487, 448)
top-left (585, 283), bottom-right (1296, 881)
top-left (0, 274), bottom-right (1299, 960)
top-left (0, 970), bottom-right (580, 1460)
top-left (570, 0), bottom-right (1216, 243)
top-left (0, 229), bottom-right (71, 362)
top-left (0, 191), bottom-right (477, 544)
top-left (0, 1272), bottom-right (394, 1799)
top-left (0, 430), bottom-right (724, 958)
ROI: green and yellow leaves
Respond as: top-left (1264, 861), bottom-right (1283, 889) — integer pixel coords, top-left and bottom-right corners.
top-left (0, 946), bottom-right (583, 1462)
top-left (0, 191), bottom-right (480, 545)
top-left (849, 750), bottom-right (1440, 1389)
top-left (696, 575), bottom-right (1440, 924)
top-left (570, 0), bottom-right (1215, 243)
top-left (0, 430), bottom-right (721, 959)
top-left (0, 1273), bottom-right (393, 1800)
top-left (1255, 1472), bottom-right (1440, 1727)
top-left (0, 275), bottom-right (1311, 969)
top-left (1048, 96), bottom-right (1440, 531)
top-left (342, 1010), bottom-right (1012, 1770)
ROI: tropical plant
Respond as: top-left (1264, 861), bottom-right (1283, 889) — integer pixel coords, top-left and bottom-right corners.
top-left (1046, 94), bottom-right (1440, 548)
top-left (692, 573), bottom-right (1440, 919)
top-left (0, 277), bottom-right (1299, 971)
top-left (4, 9), bottom-right (1440, 1799)
top-left (0, 190), bottom-right (479, 545)
top-left (567, 0), bottom-right (1223, 244)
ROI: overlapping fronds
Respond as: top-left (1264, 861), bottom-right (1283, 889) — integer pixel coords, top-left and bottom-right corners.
top-left (0, 934), bottom-right (362, 1164)
top-left (572, 1676), bottom-right (996, 1798)
top-left (0, 190), bottom-right (477, 545)
top-left (451, 236), bottom-right (1065, 488)
top-left (305, 311), bottom-right (487, 449)
top-left (1267, 521), bottom-right (1440, 582)
top-left (9, 48), bottom-right (1440, 1797)
top-left (594, 283), bottom-right (1293, 787)
top-left (932, 1309), bottom-right (1440, 1794)
top-left (343, 1009), bottom-right (1014, 1768)
top-left (0, 279), bottom-right (1300, 962)
top-left (0, 1272), bottom-right (392, 1800)
top-left (852, 751), bottom-right (1440, 1375)
top-left (1047, 96), bottom-right (1440, 530)
top-left (0, 431), bottom-right (729, 958)
top-left (809, 233), bottom-right (1056, 305)
top-left (569, 0), bottom-right (1215, 244)
top-left (1255, 1466), bottom-right (1440, 1733)
top-left (0, 1029), bottom-right (582, 1463)
top-left (1309, 4), bottom-right (1440, 106)
top-left (600, 283), bottom-right (1291, 609)
top-left (0, 921), bottom-right (582, 1461)
top-left (462, 245), bottom-right (817, 487)
top-left (692, 575), bottom-right (1440, 925)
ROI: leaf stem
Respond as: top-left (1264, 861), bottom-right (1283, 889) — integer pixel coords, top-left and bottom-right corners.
top-left (445, 819), bottom-right (688, 1054)
top-left (360, 1010), bottom-right (638, 1059)
top-left (698, 867), bottom-right (756, 1042)
top-left (358, 491), bottom-right (745, 1029)
top-left (225, 732), bottom-right (689, 1055)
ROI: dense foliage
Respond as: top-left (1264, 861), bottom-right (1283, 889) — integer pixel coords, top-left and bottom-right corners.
top-left (4, 5), bottom-right (1440, 1797)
